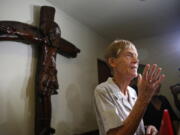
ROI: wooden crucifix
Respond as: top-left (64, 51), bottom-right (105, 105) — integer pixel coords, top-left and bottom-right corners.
top-left (0, 6), bottom-right (80, 135)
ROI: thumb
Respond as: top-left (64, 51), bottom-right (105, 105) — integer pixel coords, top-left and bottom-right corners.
top-left (137, 74), bottom-right (142, 87)
top-left (146, 127), bottom-right (151, 134)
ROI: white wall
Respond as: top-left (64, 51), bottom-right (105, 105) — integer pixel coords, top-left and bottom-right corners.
top-left (134, 29), bottom-right (180, 116)
top-left (0, 0), bottom-right (108, 134)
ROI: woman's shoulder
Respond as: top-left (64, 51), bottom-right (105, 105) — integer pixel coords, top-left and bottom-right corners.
top-left (95, 78), bottom-right (111, 94)
top-left (95, 77), bottom-right (114, 91)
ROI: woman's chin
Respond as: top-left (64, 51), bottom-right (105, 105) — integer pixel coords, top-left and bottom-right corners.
top-left (131, 73), bottom-right (138, 79)
top-left (128, 73), bottom-right (138, 80)
top-left (130, 70), bottom-right (138, 77)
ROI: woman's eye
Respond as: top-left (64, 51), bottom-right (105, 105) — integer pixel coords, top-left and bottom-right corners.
top-left (127, 54), bottom-right (132, 57)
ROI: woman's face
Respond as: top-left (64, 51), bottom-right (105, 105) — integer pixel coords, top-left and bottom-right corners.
top-left (109, 46), bottom-right (139, 79)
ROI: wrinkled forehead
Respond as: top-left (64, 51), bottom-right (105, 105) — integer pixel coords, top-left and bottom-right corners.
top-left (104, 40), bottom-right (138, 61)
top-left (117, 44), bottom-right (138, 56)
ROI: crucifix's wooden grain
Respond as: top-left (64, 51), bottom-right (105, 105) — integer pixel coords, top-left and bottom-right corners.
top-left (0, 6), bottom-right (80, 135)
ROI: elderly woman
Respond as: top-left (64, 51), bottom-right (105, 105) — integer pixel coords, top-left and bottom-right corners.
top-left (94, 40), bottom-right (165, 135)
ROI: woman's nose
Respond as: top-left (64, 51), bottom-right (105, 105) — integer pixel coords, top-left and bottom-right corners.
top-left (133, 56), bottom-right (139, 63)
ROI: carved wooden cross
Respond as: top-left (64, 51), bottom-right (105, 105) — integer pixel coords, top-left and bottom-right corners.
top-left (0, 6), bottom-right (80, 135)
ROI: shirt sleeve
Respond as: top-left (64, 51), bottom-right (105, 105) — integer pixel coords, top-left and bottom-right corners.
top-left (94, 88), bottom-right (123, 134)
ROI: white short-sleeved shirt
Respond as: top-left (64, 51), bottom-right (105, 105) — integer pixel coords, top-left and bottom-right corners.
top-left (94, 77), bottom-right (145, 135)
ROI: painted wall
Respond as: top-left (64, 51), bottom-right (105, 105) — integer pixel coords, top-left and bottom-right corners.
top-left (0, 0), bottom-right (108, 134)
top-left (134, 29), bottom-right (180, 116)
top-left (1, 0), bottom-right (179, 135)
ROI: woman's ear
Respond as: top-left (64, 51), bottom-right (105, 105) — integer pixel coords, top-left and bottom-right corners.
top-left (108, 57), bottom-right (116, 68)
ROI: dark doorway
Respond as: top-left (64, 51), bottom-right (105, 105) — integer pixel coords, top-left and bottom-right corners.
top-left (97, 59), bottom-right (112, 84)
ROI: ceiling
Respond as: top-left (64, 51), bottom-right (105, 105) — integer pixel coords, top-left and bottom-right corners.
top-left (47, 0), bottom-right (180, 41)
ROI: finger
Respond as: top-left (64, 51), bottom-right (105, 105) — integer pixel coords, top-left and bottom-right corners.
top-left (143, 64), bottom-right (150, 80)
top-left (154, 74), bottom-right (165, 87)
top-left (158, 74), bottom-right (165, 83)
top-left (153, 67), bottom-right (162, 81)
top-left (153, 84), bottom-right (160, 92)
top-left (146, 126), bottom-right (151, 134)
top-left (146, 126), bottom-right (158, 135)
top-left (148, 64), bottom-right (157, 81)
top-left (152, 129), bottom-right (158, 135)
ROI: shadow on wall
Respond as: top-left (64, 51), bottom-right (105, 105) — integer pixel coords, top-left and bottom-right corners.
top-left (66, 84), bottom-right (85, 133)
top-left (0, 100), bottom-right (22, 134)
top-left (0, 45), bottom-right (36, 135)
top-left (65, 84), bottom-right (96, 134)
top-left (0, 73), bottom-right (35, 135)
top-left (22, 45), bottom-right (36, 135)
top-left (56, 121), bottom-right (72, 135)
top-left (32, 5), bottom-right (40, 26)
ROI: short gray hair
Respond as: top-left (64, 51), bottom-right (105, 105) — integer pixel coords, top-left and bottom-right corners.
top-left (104, 39), bottom-right (135, 62)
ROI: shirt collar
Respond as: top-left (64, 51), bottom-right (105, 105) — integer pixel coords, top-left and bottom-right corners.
top-left (107, 77), bottom-right (137, 100)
